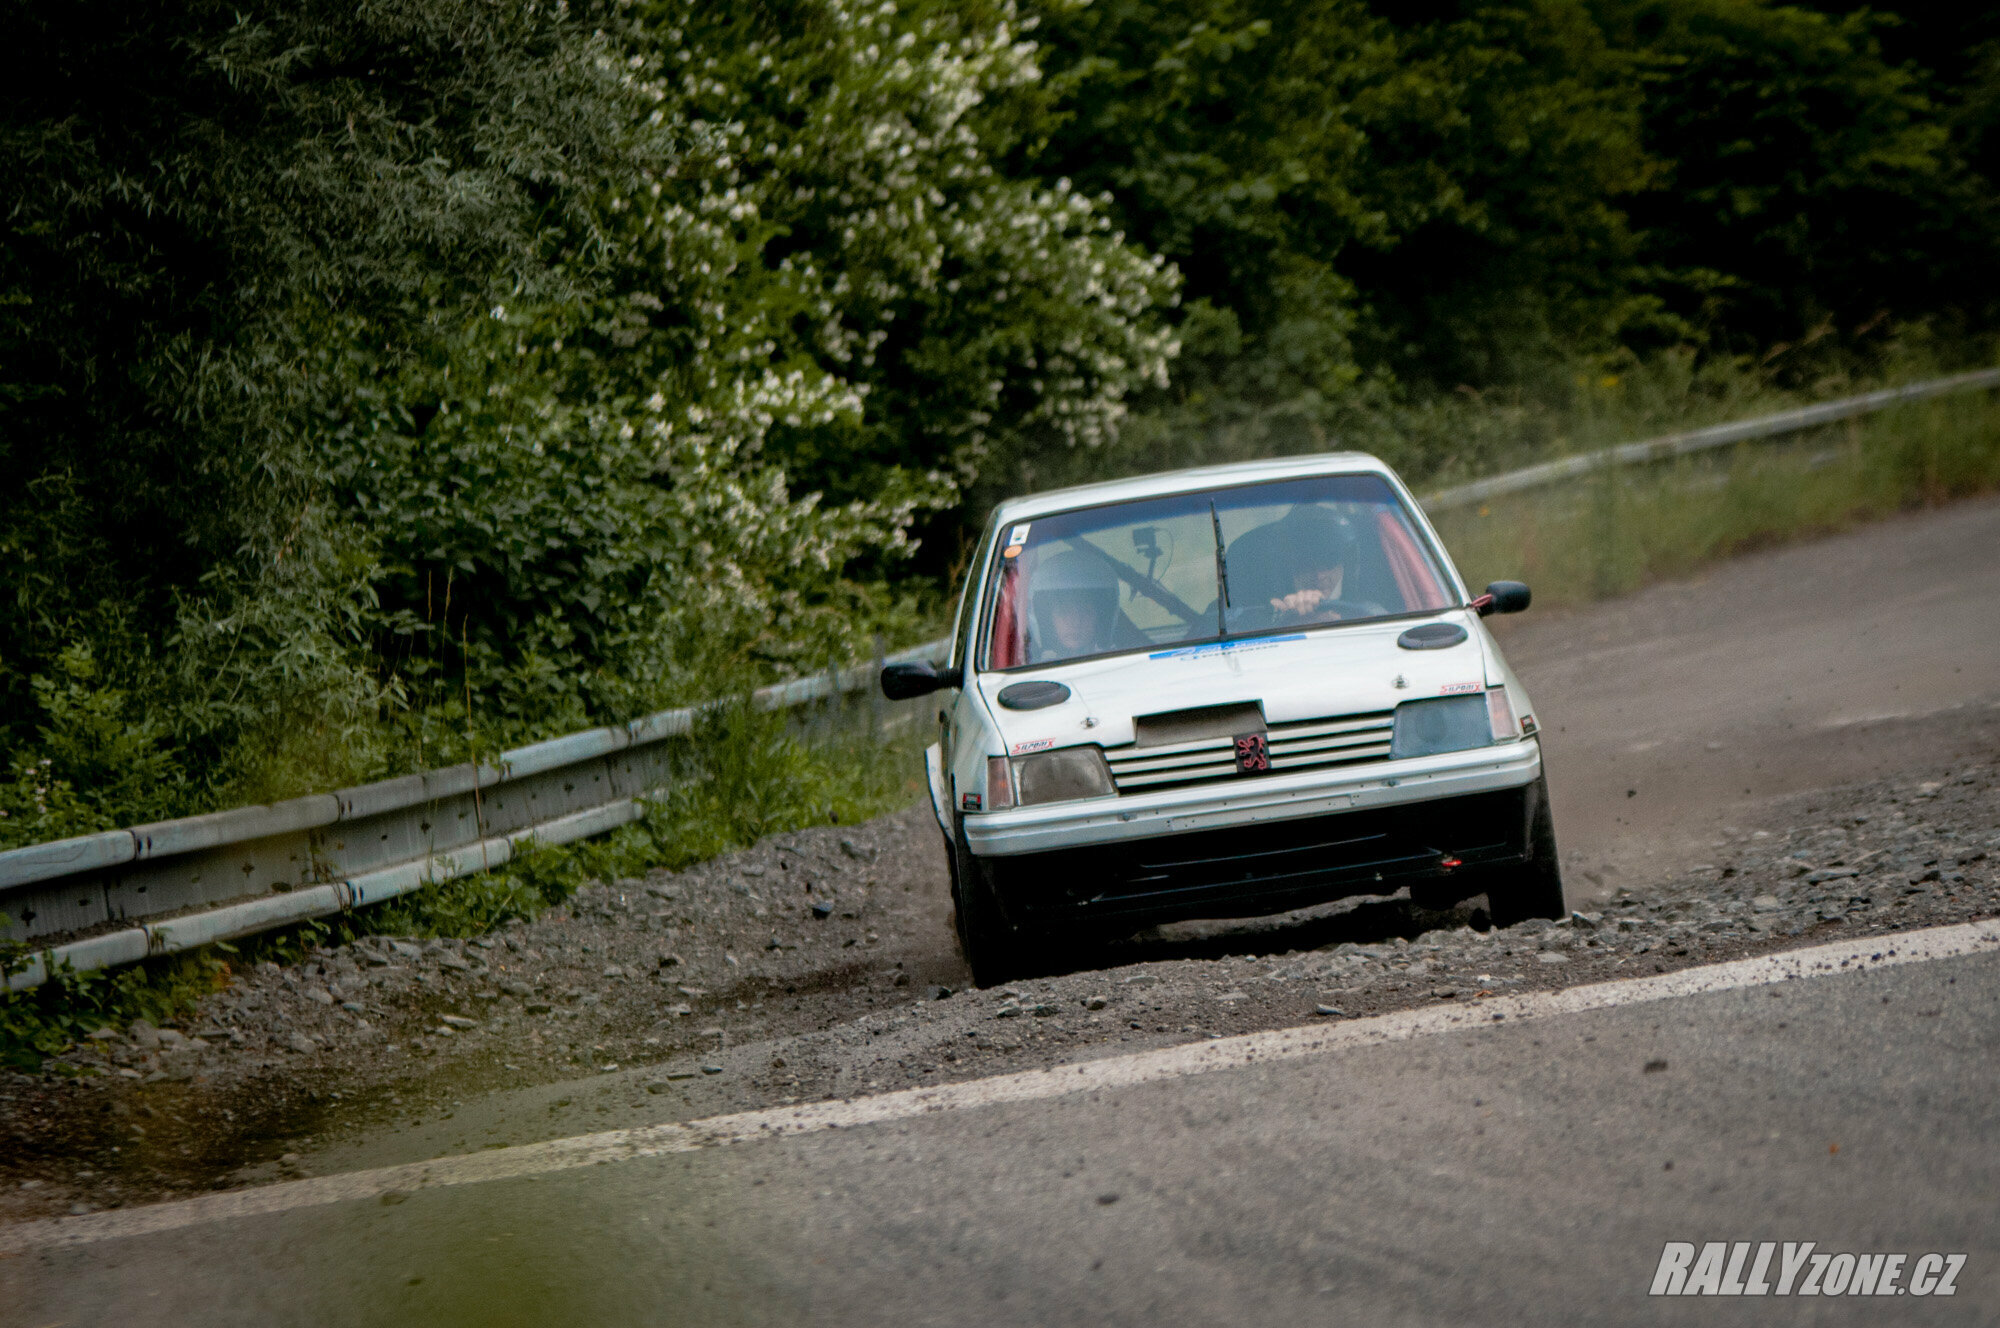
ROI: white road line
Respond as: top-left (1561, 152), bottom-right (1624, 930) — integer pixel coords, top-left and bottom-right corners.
top-left (6, 918), bottom-right (1996, 1254)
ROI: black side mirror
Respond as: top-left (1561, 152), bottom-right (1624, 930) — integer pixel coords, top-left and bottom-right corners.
top-left (1474, 580), bottom-right (1532, 616)
top-left (881, 660), bottom-right (956, 700)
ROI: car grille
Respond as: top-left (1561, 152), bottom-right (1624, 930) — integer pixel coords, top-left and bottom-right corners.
top-left (1102, 710), bottom-right (1395, 794)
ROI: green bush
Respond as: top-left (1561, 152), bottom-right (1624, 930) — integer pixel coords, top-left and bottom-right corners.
top-left (0, 917), bottom-right (230, 1073)
top-left (0, 644), bottom-right (184, 850)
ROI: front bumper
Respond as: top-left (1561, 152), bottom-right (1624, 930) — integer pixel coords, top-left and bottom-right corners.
top-left (985, 781), bottom-right (1542, 929)
top-left (963, 738), bottom-right (1542, 858)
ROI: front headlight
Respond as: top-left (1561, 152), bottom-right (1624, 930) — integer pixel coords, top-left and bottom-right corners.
top-left (1389, 694), bottom-right (1494, 759)
top-left (1014, 747), bottom-right (1116, 805)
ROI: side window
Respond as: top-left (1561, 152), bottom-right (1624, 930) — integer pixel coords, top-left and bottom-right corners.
top-left (949, 518), bottom-right (996, 675)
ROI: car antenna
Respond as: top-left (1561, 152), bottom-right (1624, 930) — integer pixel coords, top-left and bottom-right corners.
top-left (1208, 499), bottom-right (1230, 638)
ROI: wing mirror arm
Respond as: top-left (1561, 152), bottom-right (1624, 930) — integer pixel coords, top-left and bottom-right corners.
top-left (1473, 581), bottom-right (1532, 616)
top-left (880, 660), bottom-right (959, 700)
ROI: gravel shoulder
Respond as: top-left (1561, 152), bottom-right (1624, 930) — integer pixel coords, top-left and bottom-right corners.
top-left (2, 708), bottom-right (1995, 1225)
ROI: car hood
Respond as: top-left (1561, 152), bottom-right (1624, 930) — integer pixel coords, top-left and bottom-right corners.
top-left (975, 612), bottom-right (1495, 754)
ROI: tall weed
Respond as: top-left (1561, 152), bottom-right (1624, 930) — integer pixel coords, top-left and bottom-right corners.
top-left (1435, 391), bottom-right (2000, 604)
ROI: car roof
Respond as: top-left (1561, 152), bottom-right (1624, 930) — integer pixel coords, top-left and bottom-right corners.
top-left (988, 452), bottom-right (1401, 526)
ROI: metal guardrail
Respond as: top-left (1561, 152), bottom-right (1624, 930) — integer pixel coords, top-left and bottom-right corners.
top-left (2, 642), bottom-right (949, 990)
top-left (5, 366), bottom-right (1996, 989)
top-left (1420, 367), bottom-right (2000, 512)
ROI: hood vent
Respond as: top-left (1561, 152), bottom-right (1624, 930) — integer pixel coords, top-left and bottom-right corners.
top-left (1131, 701), bottom-right (1266, 749)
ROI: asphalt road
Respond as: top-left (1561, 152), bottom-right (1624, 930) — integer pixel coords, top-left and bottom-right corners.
top-left (8, 933), bottom-right (1997, 1326)
top-left (6, 498), bottom-right (1999, 1325)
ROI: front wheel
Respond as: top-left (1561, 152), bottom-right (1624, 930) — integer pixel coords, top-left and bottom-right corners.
top-left (949, 821), bottom-right (1033, 988)
top-left (1486, 774), bottom-right (1567, 928)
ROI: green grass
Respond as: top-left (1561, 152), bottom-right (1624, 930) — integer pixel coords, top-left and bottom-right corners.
top-left (1431, 389), bottom-right (2000, 607)
top-left (0, 700), bottom-right (932, 1071)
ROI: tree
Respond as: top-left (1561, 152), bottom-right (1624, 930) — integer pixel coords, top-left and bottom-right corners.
top-left (1, 0), bottom-right (680, 804)
top-left (1602, 0), bottom-right (1977, 351)
top-left (1019, 0), bottom-right (1654, 406)
top-left (0, 0), bottom-right (1177, 823)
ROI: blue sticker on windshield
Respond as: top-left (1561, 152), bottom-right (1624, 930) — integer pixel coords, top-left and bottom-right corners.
top-left (1149, 634), bottom-right (1306, 661)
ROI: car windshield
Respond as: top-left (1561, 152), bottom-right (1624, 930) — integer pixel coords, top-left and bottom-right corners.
top-left (980, 473), bottom-right (1456, 670)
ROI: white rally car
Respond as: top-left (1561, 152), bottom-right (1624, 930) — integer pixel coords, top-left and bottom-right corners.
top-left (882, 454), bottom-right (1563, 985)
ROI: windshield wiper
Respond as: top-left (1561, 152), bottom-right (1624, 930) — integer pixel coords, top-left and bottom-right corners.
top-left (1208, 499), bottom-right (1230, 638)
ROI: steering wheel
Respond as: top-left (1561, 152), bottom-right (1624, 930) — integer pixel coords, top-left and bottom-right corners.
top-left (1276, 597), bottom-right (1377, 624)
top-left (1323, 597), bottom-right (1379, 619)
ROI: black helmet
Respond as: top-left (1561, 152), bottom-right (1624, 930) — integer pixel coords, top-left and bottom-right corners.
top-left (1279, 503), bottom-right (1359, 566)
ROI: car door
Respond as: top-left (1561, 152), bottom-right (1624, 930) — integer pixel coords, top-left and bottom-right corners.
top-left (934, 512), bottom-right (1001, 824)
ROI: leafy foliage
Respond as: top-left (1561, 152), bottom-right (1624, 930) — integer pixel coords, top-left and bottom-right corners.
top-left (1607, 0), bottom-right (1989, 350)
top-left (1023, 0), bottom-right (1654, 397)
top-left (1008, 0), bottom-right (1998, 464)
top-left (1, 0), bottom-right (687, 805)
top-left (0, 645), bottom-right (182, 848)
top-left (0, 0), bottom-right (1173, 813)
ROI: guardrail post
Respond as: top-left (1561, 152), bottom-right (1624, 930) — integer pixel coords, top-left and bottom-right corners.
top-left (869, 633), bottom-right (886, 741)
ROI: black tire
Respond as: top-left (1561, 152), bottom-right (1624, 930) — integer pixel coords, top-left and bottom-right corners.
top-left (1486, 774), bottom-right (1567, 928)
top-left (949, 820), bottom-right (1033, 987)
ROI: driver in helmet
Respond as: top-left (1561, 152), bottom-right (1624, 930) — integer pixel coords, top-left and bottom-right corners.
top-left (1266, 508), bottom-right (1370, 623)
top-left (1030, 550), bottom-right (1124, 661)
